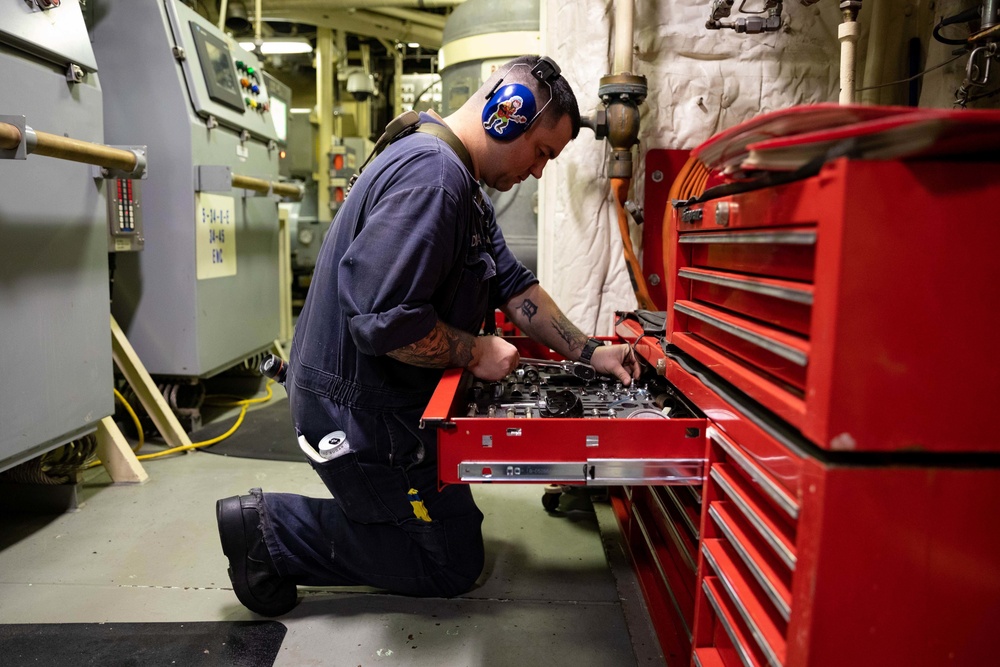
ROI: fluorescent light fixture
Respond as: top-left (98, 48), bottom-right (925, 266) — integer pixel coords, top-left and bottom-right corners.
top-left (407, 42), bottom-right (420, 48)
top-left (238, 38), bottom-right (313, 55)
top-left (261, 38), bottom-right (313, 55)
top-left (290, 108), bottom-right (312, 114)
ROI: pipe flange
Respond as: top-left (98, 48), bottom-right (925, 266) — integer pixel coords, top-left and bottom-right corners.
top-left (598, 74), bottom-right (648, 104)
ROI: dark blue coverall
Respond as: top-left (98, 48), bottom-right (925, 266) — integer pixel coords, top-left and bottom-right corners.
top-left (255, 113), bottom-right (538, 596)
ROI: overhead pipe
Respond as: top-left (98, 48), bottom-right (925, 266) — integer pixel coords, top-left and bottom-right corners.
top-left (263, 0), bottom-right (464, 8)
top-left (368, 7), bottom-right (449, 31)
top-left (265, 9), bottom-right (443, 50)
top-left (839, 1), bottom-right (863, 104)
top-left (255, 0), bottom-right (263, 46)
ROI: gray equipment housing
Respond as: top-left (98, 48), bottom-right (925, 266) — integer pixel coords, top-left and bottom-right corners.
top-left (92, 0), bottom-right (283, 377)
top-left (0, 0), bottom-right (113, 471)
top-left (440, 0), bottom-right (541, 275)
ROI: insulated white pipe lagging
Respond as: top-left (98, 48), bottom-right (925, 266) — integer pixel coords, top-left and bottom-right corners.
top-left (614, 0), bottom-right (634, 74)
top-left (839, 19), bottom-right (860, 104)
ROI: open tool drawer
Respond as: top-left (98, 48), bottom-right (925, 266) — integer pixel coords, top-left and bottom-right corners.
top-left (422, 339), bottom-right (708, 486)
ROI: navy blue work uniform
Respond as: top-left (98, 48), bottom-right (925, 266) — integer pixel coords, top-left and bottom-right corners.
top-left (256, 114), bottom-right (538, 596)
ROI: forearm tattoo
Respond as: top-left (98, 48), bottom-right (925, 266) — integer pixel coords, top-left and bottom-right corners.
top-left (518, 298), bottom-right (538, 322)
top-left (388, 323), bottom-right (474, 368)
top-left (551, 313), bottom-right (587, 352)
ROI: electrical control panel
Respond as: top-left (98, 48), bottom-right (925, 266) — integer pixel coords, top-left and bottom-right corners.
top-left (162, 1), bottom-right (278, 141)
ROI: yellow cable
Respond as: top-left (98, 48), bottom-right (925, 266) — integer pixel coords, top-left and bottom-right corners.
top-left (112, 388), bottom-right (144, 453)
top-left (89, 380), bottom-right (274, 469)
top-left (135, 403), bottom-right (249, 461)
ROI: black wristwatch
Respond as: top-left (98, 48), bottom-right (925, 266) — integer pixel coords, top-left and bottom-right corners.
top-left (579, 338), bottom-right (603, 364)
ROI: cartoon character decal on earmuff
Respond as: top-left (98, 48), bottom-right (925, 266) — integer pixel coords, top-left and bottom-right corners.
top-left (481, 56), bottom-right (562, 141)
top-left (482, 83), bottom-right (536, 140)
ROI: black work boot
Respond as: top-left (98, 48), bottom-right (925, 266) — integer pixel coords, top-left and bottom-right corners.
top-left (216, 489), bottom-right (298, 616)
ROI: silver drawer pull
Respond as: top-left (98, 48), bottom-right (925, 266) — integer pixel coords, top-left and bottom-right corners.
top-left (710, 504), bottom-right (792, 622)
top-left (711, 467), bottom-right (797, 570)
top-left (635, 506), bottom-right (692, 639)
top-left (703, 544), bottom-right (784, 667)
top-left (709, 427), bottom-right (799, 520)
top-left (662, 485), bottom-right (700, 539)
top-left (679, 230), bottom-right (817, 245)
top-left (702, 579), bottom-right (756, 667)
top-left (675, 302), bottom-right (809, 367)
top-left (678, 268), bottom-right (814, 305)
top-left (649, 489), bottom-right (697, 573)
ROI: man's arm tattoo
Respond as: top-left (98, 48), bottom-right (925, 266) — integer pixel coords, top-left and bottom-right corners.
top-left (387, 323), bottom-right (474, 368)
top-left (551, 314), bottom-right (587, 352)
top-left (518, 298), bottom-right (539, 322)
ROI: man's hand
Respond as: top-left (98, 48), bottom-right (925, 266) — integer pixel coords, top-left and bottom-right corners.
top-left (590, 344), bottom-right (641, 386)
top-left (468, 336), bottom-right (521, 381)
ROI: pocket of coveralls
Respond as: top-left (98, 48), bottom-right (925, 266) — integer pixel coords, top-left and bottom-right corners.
top-left (400, 518), bottom-right (450, 568)
top-left (446, 251), bottom-right (493, 332)
top-left (310, 451), bottom-right (399, 525)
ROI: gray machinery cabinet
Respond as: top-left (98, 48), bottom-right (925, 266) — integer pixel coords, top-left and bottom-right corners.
top-left (0, 0), bottom-right (114, 471)
top-left (92, 0), bottom-right (284, 377)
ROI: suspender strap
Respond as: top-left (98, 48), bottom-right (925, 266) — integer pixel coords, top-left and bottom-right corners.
top-left (415, 122), bottom-right (474, 175)
top-left (353, 111), bottom-right (474, 184)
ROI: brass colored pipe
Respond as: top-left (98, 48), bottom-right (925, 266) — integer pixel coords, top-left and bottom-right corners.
top-left (0, 122), bottom-right (21, 150)
top-left (1, 122), bottom-right (138, 172)
top-left (232, 173), bottom-right (304, 200)
top-left (33, 129), bottom-right (137, 171)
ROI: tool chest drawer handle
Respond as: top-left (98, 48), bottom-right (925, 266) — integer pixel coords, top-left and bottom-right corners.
top-left (634, 503), bottom-right (693, 639)
top-left (710, 466), bottom-right (797, 570)
top-left (702, 542), bottom-right (785, 667)
top-left (702, 577), bottom-right (761, 667)
top-left (709, 503), bottom-right (792, 622)
top-left (709, 427), bottom-right (799, 520)
top-left (662, 485), bottom-right (700, 539)
top-left (678, 230), bottom-right (817, 245)
top-left (674, 302), bottom-right (809, 367)
top-left (649, 487), bottom-right (698, 574)
top-left (678, 268), bottom-right (814, 305)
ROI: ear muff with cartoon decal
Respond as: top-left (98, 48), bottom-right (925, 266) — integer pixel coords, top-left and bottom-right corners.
top-left (482, 83), bottom-right (537, 141)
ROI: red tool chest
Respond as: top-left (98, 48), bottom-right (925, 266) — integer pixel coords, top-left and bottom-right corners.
top-left (424, 155), bottom-right (1000, 666)
top-left (615, 312), bottom-right (1000, 667)
top-left (666, 158), bottom-right (1000, 454)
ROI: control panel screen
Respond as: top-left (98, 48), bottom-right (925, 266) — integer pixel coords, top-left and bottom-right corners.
top-left (189, 22), bottom-right (245, 113)
top-left (270, 94), bottom-right (288, 142)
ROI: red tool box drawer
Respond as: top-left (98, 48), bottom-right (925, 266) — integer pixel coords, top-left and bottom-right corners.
top-left (423, 340), bottom-right (708, 485)
top-left (668, 158), bottom-right (1000, 453)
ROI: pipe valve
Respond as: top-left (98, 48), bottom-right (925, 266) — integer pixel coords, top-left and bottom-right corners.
top-left (594, 73), bottom-right (647, 179)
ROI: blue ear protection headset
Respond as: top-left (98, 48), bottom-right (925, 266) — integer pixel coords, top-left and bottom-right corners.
top-left (482, 56), bottom-right (562, 141)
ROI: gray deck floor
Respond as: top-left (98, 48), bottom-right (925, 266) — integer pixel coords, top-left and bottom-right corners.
top-left (0, 416), bottom-right (665, 666)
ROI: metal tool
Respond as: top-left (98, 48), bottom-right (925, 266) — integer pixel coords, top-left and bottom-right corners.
top-left (519, 358), bottom-right (597, 381)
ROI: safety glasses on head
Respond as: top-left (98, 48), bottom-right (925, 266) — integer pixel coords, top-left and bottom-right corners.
top-left (481, 56), bottom-right (561, 141)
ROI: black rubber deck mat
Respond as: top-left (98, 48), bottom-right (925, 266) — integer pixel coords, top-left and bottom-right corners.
top-left (193, 398), bottom-right (300, 462)
top-left (0, 621), bottom-right (286, 666)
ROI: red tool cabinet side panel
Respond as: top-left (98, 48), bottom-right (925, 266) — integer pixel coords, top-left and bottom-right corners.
top-left (788, 460), bottom-right (1000, 666)
top-left (812, 160), bottom-right (1000, 453)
